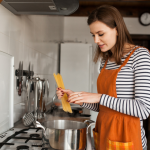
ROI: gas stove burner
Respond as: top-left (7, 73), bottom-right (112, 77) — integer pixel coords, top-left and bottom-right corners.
top-left (17, 145), bottom-right (29, 150)
top-left (30, 134), bottom-right (40, 138)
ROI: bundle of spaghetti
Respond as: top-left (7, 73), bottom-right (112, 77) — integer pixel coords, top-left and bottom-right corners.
top-left (53, 73), bottom-right (72, 113)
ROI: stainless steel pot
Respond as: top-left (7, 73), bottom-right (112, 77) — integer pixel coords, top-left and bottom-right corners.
top-left (35, 120), bottom-right (95, 150)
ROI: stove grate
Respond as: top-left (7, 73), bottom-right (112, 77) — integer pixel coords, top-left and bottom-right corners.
top-left (0, 127), bottom-right (42, 148)
top-left (17, 145), bottom-right (29, 150)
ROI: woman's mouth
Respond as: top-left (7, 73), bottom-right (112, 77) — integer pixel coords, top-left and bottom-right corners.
top-left (99, 44), bottom-right (105, 48)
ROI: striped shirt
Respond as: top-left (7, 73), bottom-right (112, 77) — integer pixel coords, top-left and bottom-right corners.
top-left (82, 46), bottom-right (150, 149)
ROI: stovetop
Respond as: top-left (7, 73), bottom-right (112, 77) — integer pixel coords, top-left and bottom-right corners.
top-left (0, 117), bottom-right (94, 150)
top-left (0, 126), bottom-right (54, 150)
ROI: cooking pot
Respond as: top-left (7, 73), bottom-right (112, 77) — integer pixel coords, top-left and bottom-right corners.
top-left (35, 120), bottom-right (95, 150)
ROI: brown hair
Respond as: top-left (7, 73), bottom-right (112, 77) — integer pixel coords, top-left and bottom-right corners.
top-left (87, 5), bottom-right (134, 65)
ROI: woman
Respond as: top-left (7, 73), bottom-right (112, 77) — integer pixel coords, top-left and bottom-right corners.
top-left (56, 5), bottom-right (150, 150)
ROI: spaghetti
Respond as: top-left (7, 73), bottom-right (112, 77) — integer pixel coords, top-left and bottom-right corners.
top-left (53, 73), bottom-right (72, 113)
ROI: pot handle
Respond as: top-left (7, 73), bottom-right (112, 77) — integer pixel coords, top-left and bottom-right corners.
top-left (84, 120), bottom-right (95, 150)
top-left (34, 121), bottom-right (46, 132)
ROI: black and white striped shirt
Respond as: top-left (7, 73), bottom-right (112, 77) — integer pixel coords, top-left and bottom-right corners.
top-left (82, 46), bottom-right (150, 149)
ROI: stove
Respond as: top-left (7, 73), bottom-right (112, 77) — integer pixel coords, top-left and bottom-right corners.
top-left (0, 126), bottom-right (53, 150)
top-left (0, 120), bottom-right (95, 150)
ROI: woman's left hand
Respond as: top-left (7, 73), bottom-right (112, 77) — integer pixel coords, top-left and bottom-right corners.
top-left (68, 92), bottom-right (102, 104)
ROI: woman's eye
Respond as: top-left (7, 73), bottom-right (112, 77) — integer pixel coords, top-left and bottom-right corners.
top-left (92, 35), bottom-right (95, 37)
top-left (99, 34), bottom-right (104, 36)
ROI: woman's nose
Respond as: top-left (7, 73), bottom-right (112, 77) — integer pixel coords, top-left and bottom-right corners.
top-left (94, 35), bottom-right (100, 44)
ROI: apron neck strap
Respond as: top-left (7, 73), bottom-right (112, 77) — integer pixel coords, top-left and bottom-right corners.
top-left (103, 59), bottom-right (108, 69)
top-left (102, 46), bottom-right (141, 70)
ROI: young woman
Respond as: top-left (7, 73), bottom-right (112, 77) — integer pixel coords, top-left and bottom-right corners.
top-left (56, 5), bottom-right (150, 150)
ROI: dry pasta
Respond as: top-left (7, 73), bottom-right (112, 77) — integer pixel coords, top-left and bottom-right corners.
top-left (53, 73), bottom-right (72, 113)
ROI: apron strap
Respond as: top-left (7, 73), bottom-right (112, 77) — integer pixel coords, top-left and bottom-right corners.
top-left (118, 46), bottom-right (141, 71)
top-left (103, 59), bottom-right (108, 69)
top-left (103, 46), bottom-right (143, 70)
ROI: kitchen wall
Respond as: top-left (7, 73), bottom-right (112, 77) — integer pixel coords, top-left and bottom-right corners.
top-left (0, 4), bottom-right (64, 123)
top-left (63, 16), bottom-right (150, 136)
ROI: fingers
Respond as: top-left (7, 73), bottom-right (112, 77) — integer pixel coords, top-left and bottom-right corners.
top-left (56, 87), bottom-right (73, 100)
top-left (68, 92), bottom-right (83, 103)
top-left (62, 89), bottom-right (74, 95)
top-left (68, 92), bottom-right (83, 100)
top-left (68, 97), bottom-right (83, 103)
top-left (69, 92), bottom-right (83, 97)
top-left (68, 94), bottom-right (79, 102)
top-left (68, 92), bottom-right (87, 104)
top-left (56, 87), bottom-right (64, 100)
top-left (56, 87), bottom-right (62, 91)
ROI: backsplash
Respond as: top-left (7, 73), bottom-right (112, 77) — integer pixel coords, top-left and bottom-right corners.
top-left (0, 4), bottom-right (64, 123)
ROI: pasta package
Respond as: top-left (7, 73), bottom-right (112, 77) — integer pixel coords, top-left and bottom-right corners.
top-left (53, 73), bottom-right (72, 113)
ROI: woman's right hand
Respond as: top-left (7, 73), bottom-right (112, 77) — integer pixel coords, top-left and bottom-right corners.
top-left (56, 88), bottom-right (83, 105)
top-left (56, 88), bottom-right (74, 100)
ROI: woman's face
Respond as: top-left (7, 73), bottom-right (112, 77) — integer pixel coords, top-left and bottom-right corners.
top-left (89, 21), bottom-right (118, 53)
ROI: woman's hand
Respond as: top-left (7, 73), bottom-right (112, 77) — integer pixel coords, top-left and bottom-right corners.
top-left (68, 92), bottom-right (102, 104)
top-left (56, 88), bottom-right (73, 100)
top-left (61, 89), bottom-right (84, 105)
top-left (56, 88), bottom-right (83, 105)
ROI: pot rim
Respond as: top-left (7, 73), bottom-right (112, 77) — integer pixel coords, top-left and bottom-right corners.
top-left (42, 119), bottom-right (87, 130)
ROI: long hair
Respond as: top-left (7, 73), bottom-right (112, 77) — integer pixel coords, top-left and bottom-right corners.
top-left (87, 5), bottom-right (133, 65)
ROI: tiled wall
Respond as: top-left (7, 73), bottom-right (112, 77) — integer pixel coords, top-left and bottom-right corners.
top-left (0, 4), bottom-right (64, 123)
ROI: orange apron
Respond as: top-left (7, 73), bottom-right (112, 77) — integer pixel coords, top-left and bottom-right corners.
top-left (93, 46), bottom-right (143, 150)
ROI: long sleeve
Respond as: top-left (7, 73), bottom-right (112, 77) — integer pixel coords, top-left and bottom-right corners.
top-left (100, 48), bottom-right (150, 119)
top-left (81, 102), bottom-right (99, 112)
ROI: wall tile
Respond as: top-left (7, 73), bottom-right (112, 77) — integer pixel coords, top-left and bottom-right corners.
top-left (8, 38), bottom-right (24, 68)
top-left (22, 44), bottom-right (29, 70)
top-left (0, 33), bottom-right (9, 53)
top-left (23, 16), bottom-right (35, 49)
top-left (33, 50), bottom-right (41, 74)
top-left (32, 15), bottom-right (64, 42)
top-left (9, 14), bottom-right (24, 43)
top-left (0, 5), bottom-right (11, 36)
top-left (13, 103), bottom-right (25, 123)
top-left (39, 42), bottom-right (59, 59)
top-left (63, 17), bottom-right (91, 43)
